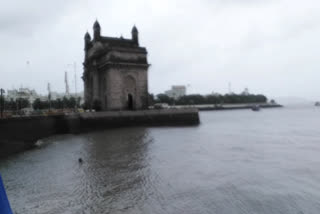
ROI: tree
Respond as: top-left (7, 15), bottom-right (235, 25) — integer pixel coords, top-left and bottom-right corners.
top-left (4, 99), bottom-right (16, 111)
top-left (33, 98), bottom-right (49, 110)
top-left (16, 98), bottom-right (30, 110)
top-left (52, 98), bottom-right (63, 109)
top-left (62, 97), bottom-right (69, 109)
top-left (155, 94), bottom-right (174, 105)
top-left (76, 97), bottom-right (81, 108)
top-left (177, 94), bottom-right (206, 105)
top-left (33, 98), bottom-right (41, 110)
top-left (68, 97), bottom-right (76, 108)
top-left (153, 93), bottom-right (268, 106)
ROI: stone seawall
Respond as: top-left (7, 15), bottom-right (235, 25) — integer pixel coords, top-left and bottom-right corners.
top-left (69, 108), bottom-right (200, 132)
top-left (0, 109), bottom-right (200, 158)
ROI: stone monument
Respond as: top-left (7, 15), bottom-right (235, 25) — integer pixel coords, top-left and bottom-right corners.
top-left (82, 20), bottom-right (149, 110)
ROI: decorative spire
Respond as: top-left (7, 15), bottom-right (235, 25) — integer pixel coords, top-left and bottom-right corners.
top-left (93, 20), bottom-right (101, 41)
top-left (84, 31), bottom-right (91, 40)
top-left (93, 20), bottom-right (100, 29)
top-left (131, 25), bottom-right (139, 45)
top-left (84, 31), bottom-right (91, 51)
top-left (131, 25), bottom-right (138, 33)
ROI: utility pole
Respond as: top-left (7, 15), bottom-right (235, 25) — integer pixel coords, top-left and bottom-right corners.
top-left (67, 62), bottom-right (78, 110)
top-left (65, 71), bottom-right (70, 96)
top-left (47, 83), bottom-right (51, 110)
top-left (0, 88), bottom-right (4, 118)
top-left (74, 62), bottom-right (77, 96)
top-left (73, 62), bottom-right (78, 111)
top-left (228, 82), bottom-right (232, 94)
top-left (74, 62), bottom-right (78, 109)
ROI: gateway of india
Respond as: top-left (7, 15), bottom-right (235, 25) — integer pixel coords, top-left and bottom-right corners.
top-left (82, 20), bottom-right (149, 111)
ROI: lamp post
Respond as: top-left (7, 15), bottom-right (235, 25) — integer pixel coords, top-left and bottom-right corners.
top-left (0, 89), bottom-right (5, 118)
top-left (67, 62), bottom-right (78, 111)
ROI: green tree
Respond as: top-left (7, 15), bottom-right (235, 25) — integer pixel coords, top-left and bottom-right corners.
top-left (68, 97), bottom-right (76, 108)
top-left (76, 97), bottom-right (82, 108)
top-left (33, 98), bottom-right (49, 110)
top-left (4, 99), bottom-right (17, 111)
top-left (16, 98), bottom-right (30, 109)
top-left (154, 93), bottom-right (268, 106)
top-left (155, 94), bottom-right (174, 105)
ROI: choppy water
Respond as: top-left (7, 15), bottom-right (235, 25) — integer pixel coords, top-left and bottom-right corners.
top-left (1, 106), bottom-right (320, 214)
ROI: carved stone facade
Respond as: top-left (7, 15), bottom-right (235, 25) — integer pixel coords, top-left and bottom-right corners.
top-left (82, 20), bottom-right (149, 110)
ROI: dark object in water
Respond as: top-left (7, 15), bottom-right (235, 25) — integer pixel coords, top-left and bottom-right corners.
top-left (78, 158), bottom-right (83, 163)
top-left (315, 102), bottom-right (320, 106)
top-left (251, 105), bottom-right (260, 111)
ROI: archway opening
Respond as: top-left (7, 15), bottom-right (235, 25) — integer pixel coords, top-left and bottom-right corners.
top-left (128, 94), bottom-right (134, 110)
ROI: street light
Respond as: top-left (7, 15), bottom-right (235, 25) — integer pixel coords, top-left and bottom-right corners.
top-left (67, 62), bottom-right (78, 110)
top-left (0, 88), bottom-right (5, 118)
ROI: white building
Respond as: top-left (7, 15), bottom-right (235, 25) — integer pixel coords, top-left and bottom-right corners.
top-left (6, 87), bottom-right (84, 105)
top-left (165, 85), bottom-right (187, 99)
top-left (241, 88), bottom-right (250, 96)
top-left (6, 88), bottom-right (39, 104)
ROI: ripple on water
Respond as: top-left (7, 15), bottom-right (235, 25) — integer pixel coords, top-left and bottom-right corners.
top-left (2, 108), bottom-right (320, 213)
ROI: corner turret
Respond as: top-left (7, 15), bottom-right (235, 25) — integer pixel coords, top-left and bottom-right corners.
top-left (93, 20), bottom-right (101, 41)
top-left (131, 25), bottom-right (139, 46)
top-left (84, 31), bottom-right (91, 50)
top-left (84, 31), bottom-right (91, 40)
top-left (84, 31), bottom-right (92, 61)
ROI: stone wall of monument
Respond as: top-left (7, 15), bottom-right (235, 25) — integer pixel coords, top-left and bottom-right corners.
top-left (104, 66), bottom-right (148, 110)
top-left (104, 51), bottom-right (147, 64)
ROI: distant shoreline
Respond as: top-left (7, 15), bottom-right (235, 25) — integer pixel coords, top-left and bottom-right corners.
top-left (169, 103), bottom-right (283, 111)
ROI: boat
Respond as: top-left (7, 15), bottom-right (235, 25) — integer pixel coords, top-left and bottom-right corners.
top-left (251, 105), bottom-right (260, 111)
top-left (315, 102), bottom-right (320, 106)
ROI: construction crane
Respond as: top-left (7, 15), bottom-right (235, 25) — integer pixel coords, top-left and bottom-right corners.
top-left (47, 82), bottom-right (51, 110)
top-left (65, 71), bottom-right (70, 96)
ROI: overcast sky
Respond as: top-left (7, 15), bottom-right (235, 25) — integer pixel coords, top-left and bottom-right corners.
top-left (1, 0), bottom-right (320, 100)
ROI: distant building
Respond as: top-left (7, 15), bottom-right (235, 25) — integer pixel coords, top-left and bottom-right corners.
top-left (241, 88), bottom-right (250, 96)
top-left (210, 92), bottom-right (220, 97)
top-left (165, 85), bottom-right (186, 99)
top-left (6, 88), bottom-right (39, 104)
top-left (82, 20), bottom-right (149, 110)
top-left (6, 87), bottom-right (84, 105)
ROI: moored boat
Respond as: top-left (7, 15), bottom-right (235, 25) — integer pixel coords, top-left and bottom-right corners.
top-left (251, 105), bottom-right (260, 111)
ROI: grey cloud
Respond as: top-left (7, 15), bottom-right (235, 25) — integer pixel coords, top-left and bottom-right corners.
top-left (1, 0), bottom-right (320, 100)
top-left (0, 1), bottom-right (74, 36)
